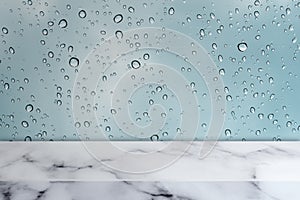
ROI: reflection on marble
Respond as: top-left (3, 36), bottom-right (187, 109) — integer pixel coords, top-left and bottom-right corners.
top-left (1, 142), bottom-right (300, 181)
top-left (0, 181), bottom-right (299, 200)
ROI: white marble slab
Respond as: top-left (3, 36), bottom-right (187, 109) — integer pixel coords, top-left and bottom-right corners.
top-left (0, 181), bottom-right (299, 200)
top-left (0, 142), bottom-right (300, 181)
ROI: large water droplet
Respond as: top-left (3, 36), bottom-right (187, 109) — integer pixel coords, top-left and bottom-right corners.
top-left (69, 57), bottom-right (79, 67)
top-left (237, 42), bottom-right (248, 52)
top-left (113, 14), bottom-right (123, 23)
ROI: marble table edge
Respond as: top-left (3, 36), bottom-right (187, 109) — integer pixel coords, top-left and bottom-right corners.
top-left (0, 141), bottom-right (299, 181)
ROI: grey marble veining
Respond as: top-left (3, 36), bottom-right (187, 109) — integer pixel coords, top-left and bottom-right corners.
top-left (0, 142), bottom-right (300, 181)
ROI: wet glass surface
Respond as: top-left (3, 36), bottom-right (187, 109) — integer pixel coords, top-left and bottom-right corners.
top-left (0, 0), bottom-right (299, 141)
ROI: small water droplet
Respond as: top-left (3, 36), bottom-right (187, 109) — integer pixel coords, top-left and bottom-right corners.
top-left (4, 83), bottom-right (9, 90)
top-left (21, 121), bottom-right (29, 128)
top-left (48, 51), bottom-right (54, 58)
top-left (84, 121), bottom-right (90, 127)
top-left (131, 60), bottom-right (141, 69)
top-left (162, 94), bottom-right (168, 100)
top-left (150, 134), bottom-right (159, 141)
top-left (258, 113), bottom-right (264, 119)
top-left (58, 19), bottom-right (68, 28)
top-left (24, 136), bottom-right (32, 141)
top-left (225, 129), bottom-right (231, 136)
top-left (128, 6), bottom-right (135, 13)
top-left (2, 27), bottom-right (8, 34)
top-left (199, 29), bottom-right (205, 37)
top-left (78, 10), bottom-right (87, 18)
top-left (74, 122), bottom-right (81, 128)
top-left (105, 126), bottom-right (111, 132)
top-left (111, 109), bottom-right (117, 115)
top-left (9, 47), bottom-right (15, 54)
top-left (226, 95), bottom-right (232, 101)
top-left (42, 29), bottom-right (48, 36)
top-left (143, 53), bottom-right (150, 60)
top-left (168, 7), bottom-right (175, 15)
top-left (25, 104), bottom-right (34, 112)
top-left (212, 43), bottom-right (217, 50)
top-left (115, 30), bottom-right (123, 39)
top-left (149, 17), bottom-right (155, 24)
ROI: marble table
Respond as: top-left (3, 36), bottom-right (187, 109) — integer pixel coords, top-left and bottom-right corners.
top-left (0, 141), bottom-right (300, 199)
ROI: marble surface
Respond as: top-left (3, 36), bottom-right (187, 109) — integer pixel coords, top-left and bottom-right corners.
top-left (0, 181), bottom-right (299, 200)
top-left (1, 142), bottom-right (300, 181)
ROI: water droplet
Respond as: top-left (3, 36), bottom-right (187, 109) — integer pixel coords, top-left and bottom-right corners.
top-left (250, 107), bottom-right (255, 113)
top-left (286, 8), bottom-right (291, 15)
top-left (218, 55), bottom-right (223, 62)
top-left (69, 57), bottom-right (79, 67)
top-left (74, 122), bottom-right (81, 128)
top-left (21, 121), bottom-right (29, 128)
top-left (237, 42), bottom-right (248, 52)
top-left (212, 43), bottom-right (217, 50)
top-left (149, 99), bottom-right (154, 105)
top-left (105, 126), bottom-right (111, 132)
top-left (4, 83), bottom-right (9, 90)
top-left (268, 113), bottom-right (274, 120)
top-left (255, 130), bottom-right (261, 136)
top-left (24, 136), bottom-right (32, 141)
top-left (143, 53), bottom-right (150, 60)
top-left (128, 6), bottom-right (135, 13)
top-left (9, 47), bottom-right (15, 54)
top-left (258, 113), bottom-right (264, 119)
top-left (226, 95), bottom-right (232, 101)
top-left (225, 129), bottom-right (231, 136)
top-left (254, 0), bottom-right (260, 6)
top-left (254, 11), bottom-right (260, 17)
top-left (149, 17), bottom-right (155, 24)
top-left (25, 104), bottom-right (33, 112)
top-left (150, 134), bottom-right (159, 141)
top-left (162, 94), bottom-right (168, 100)
top-left (111, 109), bottom-right (117, 115)
top-left (115, 30), bottom-right (123, 39)
top-left (292, 37), bottom-right (297, 44)
top-left (168, 7), bottom-right (175, 15)
top-left (42, 29), bottom-right (48, 36)
top-left (219, 68), bottom-right (225, 76)
top-left (78, 10), bottom-right (87, 18)
top-left (131, 60), bottom-right (141, 69)
top-left (2, 27), bottom-right (8, 34)
top-left (48, 51), bottom-right (54, 58)
top-left (58, 19), bottom-right (68, 28)
top-left (84, 121), bottom-right (90, 127)
top-left (113, 14), bottom-right (123, 23)
top-left (102, 75), bottom-right (107, 81)
top-left (199, 29), bottom-right (205, 37)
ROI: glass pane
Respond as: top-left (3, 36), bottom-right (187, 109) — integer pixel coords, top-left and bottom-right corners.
top-left (0, 0), bottom-right (299, 141)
